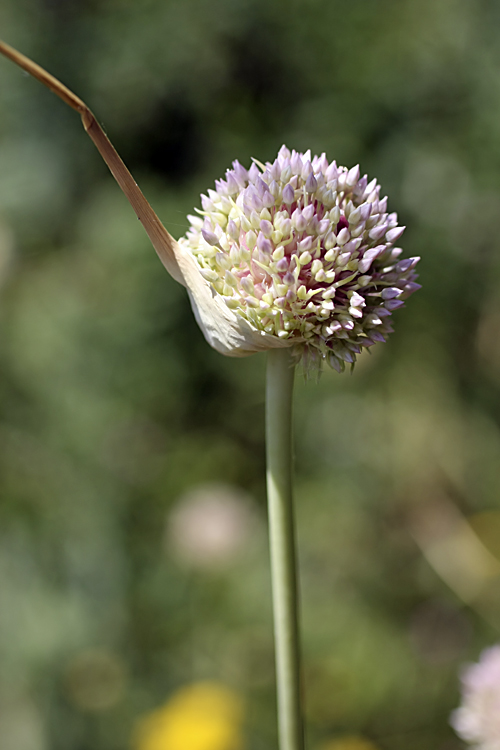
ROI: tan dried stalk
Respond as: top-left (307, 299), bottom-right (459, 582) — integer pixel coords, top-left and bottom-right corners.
top-left (0, 40), bottom-right (184, 284)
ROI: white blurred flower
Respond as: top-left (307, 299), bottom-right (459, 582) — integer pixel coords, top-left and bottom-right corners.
top-left (166, 483), bottom-right (258, 569)
top-left (451, 645), bottom-right (500, 748)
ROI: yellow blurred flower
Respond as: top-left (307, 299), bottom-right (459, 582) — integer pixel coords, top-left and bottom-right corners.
top-left (134, 682), bottom-right (244, 750)
top-left (319, 736), bottom-right (379, 750)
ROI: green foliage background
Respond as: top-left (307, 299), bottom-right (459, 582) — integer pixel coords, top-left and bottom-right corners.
top-left (1, 1), bottom-right (500, 748)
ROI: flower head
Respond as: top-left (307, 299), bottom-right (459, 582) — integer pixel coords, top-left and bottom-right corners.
top-left (179, 146), bottom-right (420, 371)
top-left (451, 645), bottom-right (500, 748)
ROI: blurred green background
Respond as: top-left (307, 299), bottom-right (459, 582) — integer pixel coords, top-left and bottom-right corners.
top-left (1, 0), bottom-right (500, 748)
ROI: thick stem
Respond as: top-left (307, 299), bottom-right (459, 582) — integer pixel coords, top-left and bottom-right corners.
top-left (266, 348), bottom-right (304, 750)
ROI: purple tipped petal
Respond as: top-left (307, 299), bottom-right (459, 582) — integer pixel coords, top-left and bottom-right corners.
top-left (354, 175), bottom-right (368, 195)
top-left (373, 307), bottom-right (392, 318)
top-left (301, 160), bottom-right (313, 179)
top-left (302, 204), bottom-right (315, 222)
top-left (396, 256), bottom-right (420, 272)
top-left (364, 245), bottom-right (385, 261)
top-left (292, 209), bottom-right (307, 232)
top-left (364, 178), bottom-right (378, 197)
top-left (386, 226), bottom-right (405, 243)
top-left (298, 236), bottom-right (313, 252)
top-left (325, 161), bottom-right (338, 181)
top-left (369, 223), bottom-right (389, 241)
top-left (384, 298), bottom-right (405, 310)
top-left (360, 203), bottom-right (372, 221)
top-left (269, 161), bottom-right (281, 181)
top-left (347, 164), bottom-right (360, 186)
top-left (225, 173), bottom-right (239, 195)
top-left (369, 331), bottom-right (387, 343)
top-left (305, 173), bottom-right (318, 192)
top-left (201, 194), bottom-right (214, 211)
top-left (262, 191), bottom-right (275, 208)
top-left (255, 176), bottom-right (267, 196)
top-left (358, 258), bottom-right (373, 273)
top-left (248, 163), bottom-right (260, 182)
top-left (257, 232), bottom-right (273, 254)
top-left (232, 160), bottom-right (248, 185)
top-left (404, 282), bottom-right (422, 295)
top-left (381, 287), bottom-right (402, 300)
top-left (314, 153), bottom-right (328, 174)
top-left (357, 246), bottom-right (385, 272)
top-left (269, 180), bottom-right (280, 198)
top-left (337, 227), bottom-right (351, 245)
top-left (202, 229), bottom-right (220, 246)
top-left (350, 291), bottom-right (365, 307)
top-left (291, 152), bottom-right (303, 175)
top-left (282, 184), bottom-right (295, 204)
top-left (249, 192), bottom-right (263, 212)
top-left (260, 219), bottom-right (273, 237)
top-left (227, 220), bottom-right (239, 241)
top-left (280, 163), bottom-right (291, 181)
top-left (378, 196), bottom-right (388, 214)
top-left (343, 238), bottom-right (362, 254)
top-left (276, 258), bottom-right (289, 272)
top-left (395, 258), bottom-right (413, 273)
top-left (215, 179), bottom-right (228, 195)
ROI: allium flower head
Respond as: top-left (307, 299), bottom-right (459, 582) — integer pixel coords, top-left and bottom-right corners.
top-left (179, 146), bottom-right (420, 371)
top-left (451, 645), bottom-right (500, 748)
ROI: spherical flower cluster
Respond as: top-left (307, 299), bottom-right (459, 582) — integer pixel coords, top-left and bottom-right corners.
top-left (451, 645), bottom-right (500, 748)
top-left (179, 146), bottom-right (420, 371)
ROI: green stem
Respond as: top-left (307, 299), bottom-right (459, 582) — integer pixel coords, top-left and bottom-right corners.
top-left (266, 348), bottom-right (304, 750)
